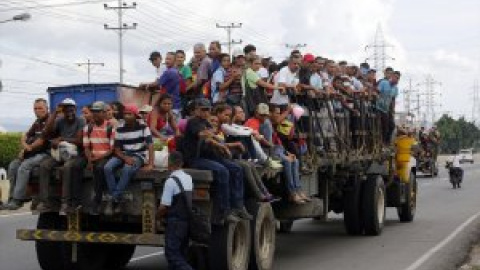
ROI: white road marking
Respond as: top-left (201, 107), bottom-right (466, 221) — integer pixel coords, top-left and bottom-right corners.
top-left (130, 251), bottom-right (164, 262)
top-left (0, 212), bottom-right (31, 218)
top-left (404, 209), bottom-right (480, 270)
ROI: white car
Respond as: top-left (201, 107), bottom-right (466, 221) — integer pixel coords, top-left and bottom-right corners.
top-left (459, 149), bottom-right (474, 164)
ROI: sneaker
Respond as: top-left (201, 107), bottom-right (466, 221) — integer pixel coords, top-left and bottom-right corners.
top-left (225, 212), bottom-right (241, 223)
top-left (36, 202), bottom-right (54, 213)
top-left (268, 159), bottom-right (283, 169)
top-left (234, 207), bottom-right (253, 220)
top-left (104, 200), bottom-right (114, 216)
top-left (59, 203), bottom-right (69, 216)
top-left (5, 199), bottom-right (23, 211)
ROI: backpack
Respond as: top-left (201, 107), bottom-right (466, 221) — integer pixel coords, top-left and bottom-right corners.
top-left (170, 175), bottom-right (211, 245)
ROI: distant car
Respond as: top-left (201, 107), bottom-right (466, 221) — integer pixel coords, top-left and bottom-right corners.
top-left (459, 149), bottom-right (474, 164)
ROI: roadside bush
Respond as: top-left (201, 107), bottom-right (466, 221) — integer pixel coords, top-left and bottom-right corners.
top-left (0, 133), bottom-right (22, 168)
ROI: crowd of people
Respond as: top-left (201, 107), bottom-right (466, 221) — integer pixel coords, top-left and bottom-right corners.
top-left (0, 41), bottom-right (403, 270)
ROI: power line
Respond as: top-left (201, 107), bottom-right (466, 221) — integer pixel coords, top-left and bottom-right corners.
top-left (104, 0), bottom-right (137, 84)
top-left (0, 0), bottom-right (115, 12)
top-left (76, 59), bottom-right (105, 83)
top-left (365, 23), bottom-right (394, 72)
top-left (216, 23), bottom-right (243, 56)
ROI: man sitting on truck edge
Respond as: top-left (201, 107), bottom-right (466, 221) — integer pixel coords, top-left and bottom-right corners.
top-left (82, 101), bottom-right (115, 215)
top-left (2, 98), bottom-right (50, 210)
top-left (36, 98), bottom-right (87, 214)
top-left (158, 151), bottom-right (194, 270)
top-left (180, 98), bottom-right (252, 225)
top-left (104, 104), bottom-right (154, 215)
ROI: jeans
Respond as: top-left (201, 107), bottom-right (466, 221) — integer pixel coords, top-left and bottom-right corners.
top-left (38, 156), bottom-right (86, 206)
top-left (165, 218), bottom-right (193, 270)
top-left (235, 160), bottom-right (268, 200)
top-left (213, 158), bottom-right (244, 209)
top-left (274, 146), bottom-right (301, 193)
top-left (8, 154), bottom-right (48, 201)
top-left (259, 120), bottom-right (273, 144)
top-left (104, 156), bottom-right (143, 200)
top-left (92, 158), bottom-right (109, 206)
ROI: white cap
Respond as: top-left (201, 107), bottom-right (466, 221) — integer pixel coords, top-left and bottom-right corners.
top-left (233, 48), bottom-right (245, 58)
top-left (60, 98), bottom-right (76, 106)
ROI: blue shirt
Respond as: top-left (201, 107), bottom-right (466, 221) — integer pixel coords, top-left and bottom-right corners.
top-left (376, 79), bottom-right (398, 113)
top-left (211, 66), bottom-right (226, 103)
top-left (211, 58), bottom-right (221, 75)
top-left (158, 67), bottom-right (181, 110)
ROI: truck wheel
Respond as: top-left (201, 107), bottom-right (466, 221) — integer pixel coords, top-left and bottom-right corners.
top-left (209, 220), bottom-right (251, 270)
top-left (278, 220), bottom-right (293, 234)
top-left (343, 177), bottom-right (363, 235)
top-left (103, 244), bottom-right (136, 269)
top-left (64, 243), bottom-right (106, 270)
top-left (35, 213), bottom-right (66, 270)
top-left (246, 202), bottom-right (276, 270)
top-left (397, 172), bottom-right (417, 222)
top-left (362, 175), bottom-right (386, 236)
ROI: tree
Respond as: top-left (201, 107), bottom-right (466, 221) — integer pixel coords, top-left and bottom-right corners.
top-left (435, 114), bottom-right (480, 154)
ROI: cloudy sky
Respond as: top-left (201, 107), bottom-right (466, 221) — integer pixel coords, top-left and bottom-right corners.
top-left (0, 0), bottom-right (479, 131)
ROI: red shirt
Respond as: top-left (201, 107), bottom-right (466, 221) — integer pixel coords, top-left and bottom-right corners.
top-left (244, 118), bottom-right (261, 132)
top-left (82, 121), bottom-right (115, 159)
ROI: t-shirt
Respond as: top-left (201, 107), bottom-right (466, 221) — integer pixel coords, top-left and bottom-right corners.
top-left (376, 79), bottom-right (398, 113)
top-left (350, 76), bottom-right (364, 92)
top-left (257, 67), bottom-right (269, 79)
top-left (178, 65), bottom-right (193, 81)
top-left (24, 115), bottom-right (49, 155)
top-left (242, 67), bottom-right (260, 95)
top-left (197, 56), bottom-right (213, 82)
top-left (211, 66), bottom-right (226, 103)
top-left (183, 117), bottom-right (212, 162)
top-left (299, 67), bottom-right (312, 85)
top-left (310, 73), bottom-right (324, 90)
top-left (226, 67), bottom-right (243, 96)
top-left (158, 67), bottom-right (181, 110)
top-left (211, 58), bottom-right (221, 74)
top-left (272, 66), bottom-right (298, 105)
top-left (114, 121), bottom-right (153, 163)
top-left (244, 118), bottom-right (261, 132)
top-left (161, 169), bottom-right (193, 206)
top-left (82, 120), bottom-right (115, 159)
top-left (53, 116), bottom-right (86, 141)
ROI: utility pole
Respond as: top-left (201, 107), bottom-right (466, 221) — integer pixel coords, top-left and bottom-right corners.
top-left (418, 75), bottom-right (442, 125)
top-left (403, 78), bottom-right (418, 123)
top-left (472, 80), bottom-right (479, 122)
top-left (76, 59), bottom-right (105, 84)
top-left (216, 23), bottom-right (242, 56)
top-left (104, 1), bottom-right (137, 84)
top-left (365, 23), bottom-right (395, 72)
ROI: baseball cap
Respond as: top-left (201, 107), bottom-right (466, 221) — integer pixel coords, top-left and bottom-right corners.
top-left (139, 104), bottom-right (153, 114)
top-left (303, 53), bottom-right (315, 63)
top-left (90, 101), bottom-right (106, 112)
top-left (124, 103), bottom-right (140, 117)
top-left (194, 98), bottom-right (212, 108)
top-left (149, 51), bottom-right (161, 61)
top-left (60, 98), bottom-right (76, 107)
top-left (233, 48), bottom-right (245, 58)
top-left (256, 103), bottom-right (269, 115)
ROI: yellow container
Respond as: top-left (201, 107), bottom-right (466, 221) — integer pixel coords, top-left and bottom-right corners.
top-left (395, 135), bottom-right (416, 183)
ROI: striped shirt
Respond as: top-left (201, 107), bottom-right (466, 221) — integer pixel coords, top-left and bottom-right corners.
top-left (114, 121), bottom-right (153, 162)
top-left (82, 121), bottom-right (115, 159)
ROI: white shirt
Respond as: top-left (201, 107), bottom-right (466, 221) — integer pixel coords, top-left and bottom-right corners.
top-left (452, 156), bottom-right (461, 168)
top-left (271, 66), bottom-right (298, 105)
top-left (160, 170), bottom-right (193, 206)
top-left (257, 67), bottom-right (269, 79)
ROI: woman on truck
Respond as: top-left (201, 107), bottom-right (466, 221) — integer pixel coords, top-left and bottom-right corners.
top-left (148, 94), bottom-right (180, 143)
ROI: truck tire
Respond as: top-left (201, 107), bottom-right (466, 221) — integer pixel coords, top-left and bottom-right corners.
top-left (343, 177), bottom-right (363, 235)
top-left (35, 213), bottom-right (66, 270)
top-left (362, 175), bottom-right (386, 236)
top-left (397, 172), bottom-right (417, 222)
top-left (103, 244), bottom-right (136, 269)
top-left (278, 220), bottom-right (293, 234)
top-left (246, 202), bottom-right (276, 270)
top-left (64, 243), bottom-right (106, 270)
top-left (209, 220), bottom-right (251, 270)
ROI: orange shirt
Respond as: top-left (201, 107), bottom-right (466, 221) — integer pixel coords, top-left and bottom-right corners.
top-left (82, 121), bottom-right (115, 159)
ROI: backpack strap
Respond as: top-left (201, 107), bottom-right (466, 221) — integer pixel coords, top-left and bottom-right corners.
top-left (170, 175), bottom-right (193, 210)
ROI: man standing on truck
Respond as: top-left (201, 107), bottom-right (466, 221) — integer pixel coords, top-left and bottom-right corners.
top-left (82, 101), bottom-right (115, 215)
top-left (376, 70), bottom-right (401, 145)
top-left (158, 151), bottom-right (194, 270)
top-left (36, 98), bottom-right (87, 214)
top-left (104, 104), bottom-right (154, 215)
top-left (2, 98), bottom-right (50, 210)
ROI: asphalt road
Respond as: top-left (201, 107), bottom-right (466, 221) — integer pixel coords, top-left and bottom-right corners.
top-left (2, 163), bottom-right (480, 270)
